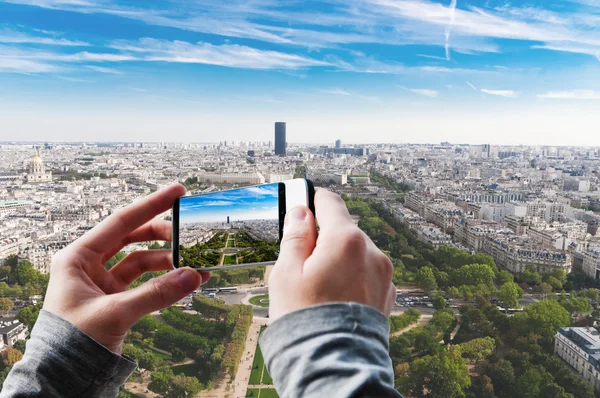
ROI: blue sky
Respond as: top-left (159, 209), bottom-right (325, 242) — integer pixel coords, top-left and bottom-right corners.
top-left (1, 0), bottom-right (600, 145)
top-left (180, 183), bottom-right (279, 224)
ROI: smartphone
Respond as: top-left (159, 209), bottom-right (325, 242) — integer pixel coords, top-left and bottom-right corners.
top-left (172, 178), bottom-right (315, 270)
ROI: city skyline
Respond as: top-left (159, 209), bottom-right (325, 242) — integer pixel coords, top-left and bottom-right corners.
top-left (179, 184), bottom-right (279, 224)
top-left (1, 1), bottom-right (600, 145)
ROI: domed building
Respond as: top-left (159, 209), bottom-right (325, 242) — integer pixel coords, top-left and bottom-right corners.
top-left (26, 150), bottom-right (52, 183)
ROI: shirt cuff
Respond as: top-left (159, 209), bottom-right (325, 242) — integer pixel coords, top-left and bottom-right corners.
top-left (260, 303), bottom-right (390, 365)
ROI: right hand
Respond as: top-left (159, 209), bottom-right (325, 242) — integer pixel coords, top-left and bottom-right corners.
top-left (268, 189), bottom-right (396, 321)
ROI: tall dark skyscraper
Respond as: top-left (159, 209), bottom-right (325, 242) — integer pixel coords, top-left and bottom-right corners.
top-left (274, 122), bottom-right (286, 156)
top-left (335, 139), bottom-right (342, 148)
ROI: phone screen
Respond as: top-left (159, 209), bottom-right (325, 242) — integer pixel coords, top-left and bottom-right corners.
top-left (173, 180), bottom-right (313, 270)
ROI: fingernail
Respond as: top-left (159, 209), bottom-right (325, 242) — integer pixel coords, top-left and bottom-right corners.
top-left (286, 207), bottom-right (307, 225)
top-left (178, 269), bottom-right (199, 292)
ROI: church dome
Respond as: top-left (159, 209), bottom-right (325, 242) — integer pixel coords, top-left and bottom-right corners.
top-left (31, 150), bottom-right (43, 166)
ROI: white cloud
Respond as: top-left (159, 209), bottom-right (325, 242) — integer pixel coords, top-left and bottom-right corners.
top-left (321, 88), bottom-right (352, 96)
top-left (0, 28), bottom-right (89, 46)
top-left (86, 65), bottom-right (123, 74)
top-left (0, 57), bottom-right (65, 73)
top-left (416, 54), bottom-right (448, 61)
top-left (109, 38), bottom-right (330, 69)
top-left (537, 90), bottom-right (600, 100)
top-left (480, 89), bottom-right (519, 98)
top-left (398, 86), bottom-right (438, 97)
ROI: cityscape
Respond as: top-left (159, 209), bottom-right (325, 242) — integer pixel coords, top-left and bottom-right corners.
top-left (2, 127), bottom-right (600, 397)
top-left (3, 0), bottom-right (600, 397)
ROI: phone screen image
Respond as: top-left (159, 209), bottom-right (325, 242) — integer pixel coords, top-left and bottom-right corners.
top-left (175, 182), bottom-right (285, 269)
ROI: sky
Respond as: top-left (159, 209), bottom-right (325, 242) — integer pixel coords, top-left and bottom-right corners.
top-left (179, 183), bottom-right (279, 224)
top-left (1, 0), bottom-right (600, 146)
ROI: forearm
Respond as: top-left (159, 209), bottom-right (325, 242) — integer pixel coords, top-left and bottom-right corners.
top-left (260, 303), bottom-right (402, 398)
top-left (0, 310), bottom-right (137, 398)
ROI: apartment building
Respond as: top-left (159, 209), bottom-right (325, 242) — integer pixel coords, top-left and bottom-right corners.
top-left (555, 327), bottom-right (600, 392)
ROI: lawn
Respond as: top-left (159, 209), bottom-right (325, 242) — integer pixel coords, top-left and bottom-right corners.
top-left (262, 369), bottom-right (273, 385)
top-left (249, 294), bottom-right (270, 307)
top-left (250, 342), bottom-right (265, 385)
top-left (260, 389), bottom-right (279, 398)
top-left (226, 239), bottom-right (235, 248)
top-left (245, 388), bottom-right (279, 398)
top-left (223, 254), bottom-right (237, 265)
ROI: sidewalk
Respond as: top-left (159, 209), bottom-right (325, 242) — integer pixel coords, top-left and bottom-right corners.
top-left (231, 317), bottom-right (269, 398)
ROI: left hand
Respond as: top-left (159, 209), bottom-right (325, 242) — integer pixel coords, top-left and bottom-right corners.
top-left (43, 184), bottom-right (210, 354)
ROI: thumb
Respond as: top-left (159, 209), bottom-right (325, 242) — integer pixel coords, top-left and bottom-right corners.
top-left (276, 206), bottom-right (317, 273)
top-left (119, 268), bottom-right (203, 320)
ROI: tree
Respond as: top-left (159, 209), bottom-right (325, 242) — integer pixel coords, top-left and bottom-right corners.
top-left (12, 339), bottom-right (26, 354)
top-left (167, 374), bottom-right (203, 398)
top-left (451, 263), bottom-right (496, 287)
top-left (408, 347), bottom-right (471, 398)
top-left (149, 371), bottom-right (171, 396)
top-left (2, 347), bottom-right (23, 366)
top-left (172, 347), bottom-right (186, 362)
top-left (537, 282), bottom-right (553, 298)
top-left (498, 282), bottom-right (523, 309)
top-left (546, 276), bottom-right (563, 291)
top-left (468, 375), bottom-right (495, 398)
top-left (133, 315), bottom-right (160, 335)
top-left (17, 302), bottom-right (43, 330)
top-left (512, 300), bottom-right (570, 341)
top-left (0, 266), bottom-right (11, 280)
top-left (485, 359), bottom-right (516, 398)
top-left (105, 252), bottom-right (126, 270)
top-left (4, 255), bottom-right (19, 272)
top-left (416, 266), bottom-right (438, 292)
top-left (515, 367), bottom-right (553, 398)
top-left (459, 337), bottom-right (496, 363)
top-left (561, 297), bottom-right (592, 317)
top-left (14, 260), bottom-right (42, 287)
top-left (446, 286), bottom-right (462, 299)
top-left (522, 265), bottom-right (542, 286)
top-left (497, 270), bottom-right (514, 285)
top-left (433, 296), bottom-right (446, 311)
top-left (0, 298), bottom-right (14, 314)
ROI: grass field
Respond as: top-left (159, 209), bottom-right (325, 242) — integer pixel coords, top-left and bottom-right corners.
top-left (223, 254), bottom-right (237, 265)
top-left (245, 388), bottom-right (279, 398)
top-left (249, 334), bottom-right (274, 385)
top-left (249, 343), bottom-right (264, 385)
top-left (249, 294), bottom-right (270, 307)
top-left (226, 239), bottom-right (235, 248)
top-left (259, 389), bottom-right (280, 398)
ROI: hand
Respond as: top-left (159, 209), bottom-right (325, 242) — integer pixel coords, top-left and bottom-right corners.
top-left (268, 189), bottom-right (396, 321)
top-left (43, 184), bottom-right (210, 353)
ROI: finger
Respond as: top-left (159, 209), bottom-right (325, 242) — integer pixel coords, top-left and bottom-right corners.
top-left (118, 267), bottom-right (202, 318)
top-left (102, 219), bottom-right (172, 263)
top-left (76, 184), bottom-right (185, 255)
top-left (314, 189), bottom-right (354, 234)
top-left (275, 206), bottom-right (317, 274)
top-left (385, 283), bottom-right (396, 316)
top-left (109, 250), bottom-right (173, 287)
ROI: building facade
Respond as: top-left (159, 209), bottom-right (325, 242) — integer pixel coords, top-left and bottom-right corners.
top-left (555, 327), bottom-right (600, 392)
top-left (274, 122), bottom-right (286, 156)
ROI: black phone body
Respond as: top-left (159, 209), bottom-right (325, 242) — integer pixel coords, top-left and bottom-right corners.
top-left (172, 178), bottom-right (314, 270)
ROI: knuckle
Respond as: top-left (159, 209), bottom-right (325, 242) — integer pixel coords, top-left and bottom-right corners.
top-left (340, 228), bottom-right (366, 254)
top-left (146, 279), bottom-right (167, 308)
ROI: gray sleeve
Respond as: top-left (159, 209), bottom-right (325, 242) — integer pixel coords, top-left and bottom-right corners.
top-left (0, 309), bottom-right (137, 398)
top-left (259, 303), bottom-right (403, 398)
